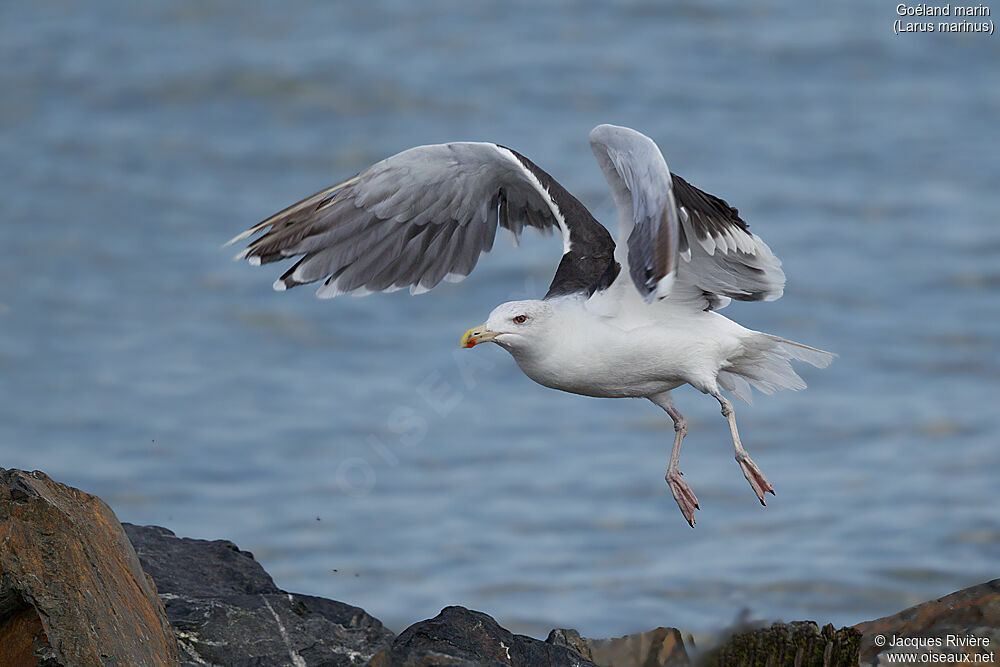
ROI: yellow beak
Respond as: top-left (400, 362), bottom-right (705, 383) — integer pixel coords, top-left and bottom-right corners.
top-left (460, 323), bottom-right (498, 348)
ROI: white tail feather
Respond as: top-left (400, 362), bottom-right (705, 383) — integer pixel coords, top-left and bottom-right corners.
top-left (722, 334), bottom-right (834, 404)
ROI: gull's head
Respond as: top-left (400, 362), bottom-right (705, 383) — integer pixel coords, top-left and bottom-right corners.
top-left (460, 300), bottom-right (553, 352)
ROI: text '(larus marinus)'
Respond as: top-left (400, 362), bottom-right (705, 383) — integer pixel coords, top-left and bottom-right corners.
top-left (228, 124), bottom-right (833, 526)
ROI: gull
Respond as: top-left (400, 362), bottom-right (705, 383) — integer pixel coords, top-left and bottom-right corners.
top-left (228, 124), bottom-right (833, 526)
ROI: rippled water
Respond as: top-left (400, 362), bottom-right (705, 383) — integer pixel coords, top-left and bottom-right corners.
top-left (2, 1), bottom-right (999, 638)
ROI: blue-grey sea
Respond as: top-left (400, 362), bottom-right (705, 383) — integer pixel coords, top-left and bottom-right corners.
top-left (2, 0), bottom-right (999, 638)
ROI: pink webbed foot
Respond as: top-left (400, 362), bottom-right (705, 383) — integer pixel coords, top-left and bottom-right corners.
top-left (666, 469), bottom-right (700, 527)
top-left (736, 452), bottom-right (775, 505)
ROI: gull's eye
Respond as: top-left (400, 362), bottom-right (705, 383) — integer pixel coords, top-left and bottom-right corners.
top-left (513, 314), bottom-right (528, 324)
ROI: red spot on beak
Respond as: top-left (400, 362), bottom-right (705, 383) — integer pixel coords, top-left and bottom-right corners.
top-left (465, 340), bottom-right (476, 348)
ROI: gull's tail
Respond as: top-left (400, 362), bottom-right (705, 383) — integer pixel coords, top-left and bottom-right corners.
top-left (718, 334), bottom-right (835, 405)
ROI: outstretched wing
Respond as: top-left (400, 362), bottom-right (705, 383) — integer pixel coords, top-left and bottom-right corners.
top-left (589, 124), bottom-right (785, 309)
top-left (228, 142), bottom-right (616, 299)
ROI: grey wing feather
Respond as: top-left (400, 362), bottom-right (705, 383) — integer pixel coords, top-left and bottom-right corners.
top-left (589, 124), bottom-right (785, 309)
top-left (227, 143), bottom-right (567, 297)
top-left (589, 124), bottom-right (679, 302)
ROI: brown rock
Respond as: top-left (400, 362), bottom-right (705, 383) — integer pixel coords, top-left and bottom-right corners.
top-left (0, 468), bottom-right (180, 666)
top-left (546, 626), bottom-right (691, 666)
top-left (853, 578), bottom-right (1000, 665)
top-left (0, 606), bottom-right (53, 665)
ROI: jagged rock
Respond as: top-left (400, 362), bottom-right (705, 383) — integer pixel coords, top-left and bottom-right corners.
top-left (546, 629), bottom-right (596, 662)
top-left (371, 606), bottom-right (598, 666)
top-left (546, 627), bottom-right (691, 666)
top-left (123, 523), bottom-right (394, 666)
top-left (8, 466), bottom-right (996, 667)
top-left (0, 468), bottom-right (180, 666)
top-left (853, 578), bottom-right (1000, 665)
top-left (699, 621), bottom-right (861, 667)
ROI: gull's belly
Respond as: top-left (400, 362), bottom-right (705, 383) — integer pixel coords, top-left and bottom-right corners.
top-left (511, 326), bottom-right (723, 399)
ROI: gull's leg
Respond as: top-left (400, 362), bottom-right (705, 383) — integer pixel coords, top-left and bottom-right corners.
top-left (650, 392), bottom-right (699, 526)
top-left (712, 391), bottom-right (774, 505)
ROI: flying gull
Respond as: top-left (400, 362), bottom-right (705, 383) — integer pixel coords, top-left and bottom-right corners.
top-left (228, 124), bottom-right (833, 526)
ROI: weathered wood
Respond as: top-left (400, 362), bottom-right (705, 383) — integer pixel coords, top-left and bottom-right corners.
top-left (699, 621), bottom-right (861, 667)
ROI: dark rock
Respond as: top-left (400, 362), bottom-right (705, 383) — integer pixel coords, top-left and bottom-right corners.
top-left (853, 578), bottom-right (1000, 665)
top-left (123, 523), bottom-right (394, 666)
top-left (699, 621), bottom-right (861, 667)
top-left (374, 606), bottom-right (598, 666)
top-left (122, 524), bottom-right (278, 598)
top-left (546, 629), bottom-right (596, 662)
top-left (546, 626), bottom-right (691, 666)
top-left (0, 468), bottom-right (180, 666)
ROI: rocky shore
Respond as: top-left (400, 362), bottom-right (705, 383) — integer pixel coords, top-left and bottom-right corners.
top-left (1, 468), bottom-right (996, 666)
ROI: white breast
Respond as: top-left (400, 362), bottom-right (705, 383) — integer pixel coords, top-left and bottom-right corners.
top-left (505, 300), bottom-right (748, 399)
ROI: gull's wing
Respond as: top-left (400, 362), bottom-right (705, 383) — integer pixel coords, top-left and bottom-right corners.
top-left (589, 124), bottom-right (785, 309)
top-left (228, 142), bottom-right (617, 299)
